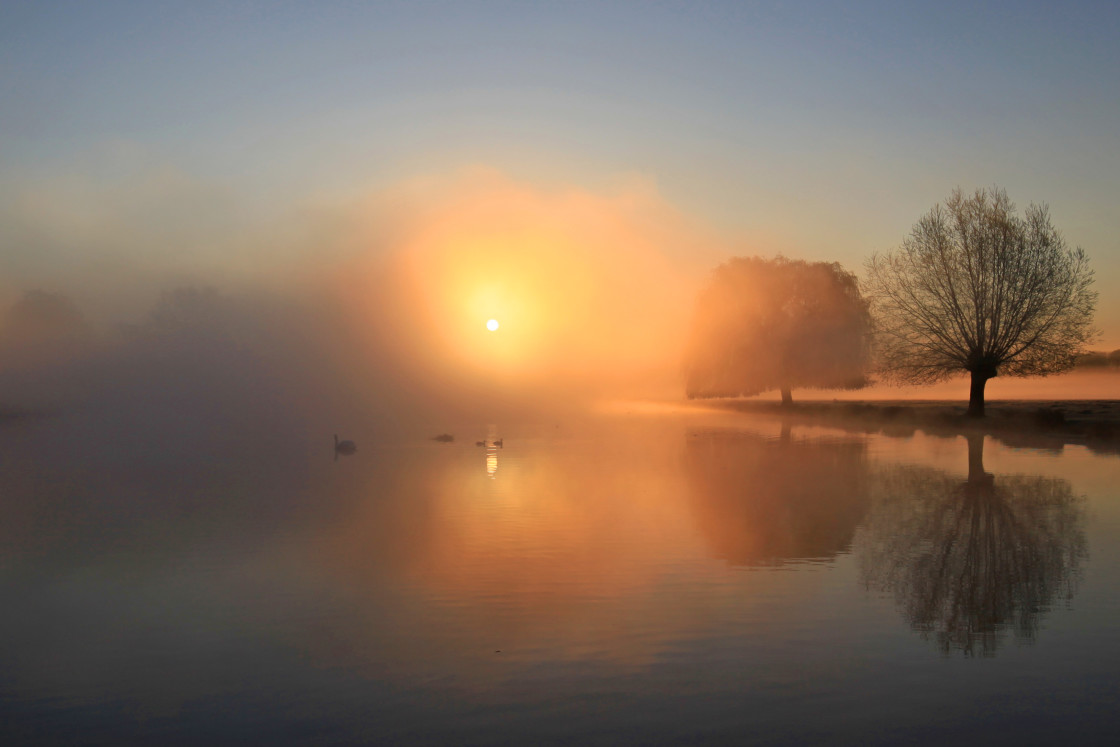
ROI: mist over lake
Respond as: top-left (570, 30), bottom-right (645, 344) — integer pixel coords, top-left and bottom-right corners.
top-left (2, 400), bottom-right (1118, 744)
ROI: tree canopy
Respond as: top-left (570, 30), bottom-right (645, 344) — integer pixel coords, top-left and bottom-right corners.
top-left (864, 187), bottom-right (1097, 417)
top-left (685, 256), bottom-right (871, 403)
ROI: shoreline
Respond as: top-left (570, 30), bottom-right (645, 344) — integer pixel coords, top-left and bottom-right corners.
top-left (698, 398), bottom-right (1120, 454)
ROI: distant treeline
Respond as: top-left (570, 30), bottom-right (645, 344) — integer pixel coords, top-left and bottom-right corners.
top-left (1075, 350), bottom-right (1120, 369)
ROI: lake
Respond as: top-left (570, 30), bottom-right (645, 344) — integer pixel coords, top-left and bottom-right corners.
top-left (2, 405), bottom-right (1118, 745)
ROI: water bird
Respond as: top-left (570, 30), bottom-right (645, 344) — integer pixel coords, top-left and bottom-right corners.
top-left (432, 433), bottom-right (455, 442)
top-left (334, 434), bottom-right (357, 458)
top-left (475, 438), bottom-right (503, 448)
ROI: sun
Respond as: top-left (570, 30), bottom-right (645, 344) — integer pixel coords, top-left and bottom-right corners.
top-left (486, 319), bottom-right (500, 331)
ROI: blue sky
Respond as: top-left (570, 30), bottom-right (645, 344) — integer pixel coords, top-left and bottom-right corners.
top-left (3, 1), bottom-right (1118, 343)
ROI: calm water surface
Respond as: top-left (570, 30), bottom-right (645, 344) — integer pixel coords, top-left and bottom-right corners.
top-left (2, 407), bottom-right (1119, 745)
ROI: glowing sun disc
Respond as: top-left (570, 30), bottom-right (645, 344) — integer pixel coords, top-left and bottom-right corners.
top-left (486, 319), bottom-right (500, 331)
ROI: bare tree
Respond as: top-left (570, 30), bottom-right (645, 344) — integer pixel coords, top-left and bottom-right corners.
top-left (685, 257), bottom-right (870, 404)
top-left (864, 188), bottom-right (1096, 417)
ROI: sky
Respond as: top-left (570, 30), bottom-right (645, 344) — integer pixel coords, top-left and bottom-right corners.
top-left (2, 1), bottom-right (1119, 354)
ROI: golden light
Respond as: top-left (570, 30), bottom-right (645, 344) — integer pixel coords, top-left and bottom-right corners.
top-left (343, 170), bottom-right (711, 402)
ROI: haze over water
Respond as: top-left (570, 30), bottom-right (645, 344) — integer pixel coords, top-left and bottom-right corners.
top-left (2, 403), bottom-right (1117, 745)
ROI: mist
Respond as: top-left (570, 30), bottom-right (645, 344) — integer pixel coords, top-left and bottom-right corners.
top-left (0, 169), bottom-right (726, 437)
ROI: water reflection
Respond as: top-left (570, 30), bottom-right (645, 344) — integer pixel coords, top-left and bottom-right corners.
top-left (857, 435), bottom-right (1087, 656)
top-left (321, 421), bottom-right (707, 668)
top-left (685, 425), bottom-right (870, 566)
top-left (2, 409), bottom-right (1117, 743)
top-left (483, 424), bottom-right (499, 477)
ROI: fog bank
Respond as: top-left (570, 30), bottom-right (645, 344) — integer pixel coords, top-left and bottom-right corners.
top-left (1, 170), bottom-right (726, 432)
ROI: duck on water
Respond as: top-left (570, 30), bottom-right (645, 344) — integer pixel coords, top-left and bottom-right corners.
top-left (334, 434), bottom-right (357, 459)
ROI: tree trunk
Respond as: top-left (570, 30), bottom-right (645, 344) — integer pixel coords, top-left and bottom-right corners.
top-left (967, 371), bottom-right (990, 418)
top-left (780, 387), bottom-right (793, 406)
top-left (965, 434), bottom-right (994, 489)
top-left (966, 434), bottom-right (985, 481)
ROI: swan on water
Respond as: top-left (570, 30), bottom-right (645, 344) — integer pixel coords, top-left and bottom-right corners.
top-left (334, 434), bottom-right (357, 456)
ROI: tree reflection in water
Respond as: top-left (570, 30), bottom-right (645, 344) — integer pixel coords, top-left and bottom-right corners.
top-left (858, 434), bottom-right (1086, 656)
top-left (685, 425), bottom-right (870, 566)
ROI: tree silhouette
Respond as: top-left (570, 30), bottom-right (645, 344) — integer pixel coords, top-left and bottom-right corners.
top-left (864, 187), bottom-right (1097, 417)
top-left (858, 435), bottom-right (1086, 656)
top-left (685, 257), bottom-right (871, 404)
top-left (0, 290), bottom-right (94, 409)
top-left (1, 290), bottom-right (90, 361)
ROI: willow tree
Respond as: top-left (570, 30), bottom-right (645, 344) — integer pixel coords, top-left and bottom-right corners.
top-left (865, 188), bottom-right (1096, 417)
top-left (685, 257), bottom-right (871, 404)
